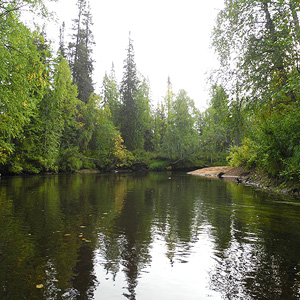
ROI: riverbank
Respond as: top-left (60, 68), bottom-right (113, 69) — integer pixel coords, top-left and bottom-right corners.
top-left (188, 166), bottom-right (252, 179)
top-left (188, 166), bottom-right (300, 195)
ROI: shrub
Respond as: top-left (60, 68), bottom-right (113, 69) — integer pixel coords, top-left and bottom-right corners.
top-left (227, 138), bottom-right (257, 169)
top-left (149, 160), bottom-right (170, 171)
top-left (58, 147), bottom-right (82, 172)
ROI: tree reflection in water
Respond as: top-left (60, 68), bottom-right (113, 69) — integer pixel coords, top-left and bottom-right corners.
top-left (1, 173), bottom-right (300, 299)
top-left (209, 184), bottom-right (300, 300)
top-left (71, 245), bottom-right (98, 299)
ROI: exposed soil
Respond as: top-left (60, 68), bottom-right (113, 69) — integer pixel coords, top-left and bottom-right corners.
top-left (188, 166), bottom-right (253, 179)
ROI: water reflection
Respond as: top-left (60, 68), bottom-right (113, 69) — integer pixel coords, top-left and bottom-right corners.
top-left (1, 173), bottom-right (300, 299)
top-left (209, 184), bottom-right (300, 300)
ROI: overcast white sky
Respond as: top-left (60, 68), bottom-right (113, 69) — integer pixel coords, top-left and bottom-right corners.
top-left (41, 0), bottom-right (224, 110)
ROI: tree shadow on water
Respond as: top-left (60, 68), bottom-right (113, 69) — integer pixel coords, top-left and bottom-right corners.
top-left (71, 245), bottom-right (98, 300)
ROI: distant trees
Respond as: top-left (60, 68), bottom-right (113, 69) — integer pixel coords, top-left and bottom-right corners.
top-left (3, 0), bottom-right (300, 183)
top-left (0, 0), bottom-right (232, 175)
top-left (151, 78), bottom-right (201, 165)
top-left (162, 89), bottom-right (199, 162)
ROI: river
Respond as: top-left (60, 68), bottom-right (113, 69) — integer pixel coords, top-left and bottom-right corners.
top-left (0, 172), bottom-right (300, 299)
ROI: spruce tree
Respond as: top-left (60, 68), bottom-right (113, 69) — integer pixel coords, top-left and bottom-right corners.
top-left (119, 34), bottom-right (140, 150)
top-left (58, 22), bottom-right (66, 58)
top-left (68, 0), bottom-right (94, 103)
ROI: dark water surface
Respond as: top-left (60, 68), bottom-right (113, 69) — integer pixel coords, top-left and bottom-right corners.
top-left (1, 172), bottom-right (300, 299)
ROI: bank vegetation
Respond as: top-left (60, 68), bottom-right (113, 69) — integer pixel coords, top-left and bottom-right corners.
top-left (1, 0), bottom-right (300, 192)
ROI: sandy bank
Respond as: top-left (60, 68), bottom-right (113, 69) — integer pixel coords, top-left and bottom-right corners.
top-left (188, 166), bottom-right (252, 180)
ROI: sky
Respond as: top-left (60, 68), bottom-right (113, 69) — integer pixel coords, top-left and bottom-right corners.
top-left (40, 0), bottom-right (224, 111)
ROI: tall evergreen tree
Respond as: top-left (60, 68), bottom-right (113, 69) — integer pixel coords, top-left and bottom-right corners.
top-left (119, 34), bottom-right (140, 150)
top-left (135, 75), bottom-right (153, 151)
top-left (68, 0), bottom-right (94, 103)
top-left (58, 22), bottom-right (66, 58)
top-left (165, 76), bottom-right (174, 120)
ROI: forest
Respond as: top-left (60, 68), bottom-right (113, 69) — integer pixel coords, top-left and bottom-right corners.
top-left (1, 0), bottom-right (300, 185)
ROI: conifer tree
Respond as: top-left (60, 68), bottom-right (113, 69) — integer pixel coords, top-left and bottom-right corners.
top-left (135, 75), bottom-right (153, 151)
top-left (165, 76), bottom-right (174, 120)
top-left (68, 0), bottom-right (94, 103)
top-left (58, 22), bottom-right (66, 58)
top-left (119, 34), bottom-right (140, 150)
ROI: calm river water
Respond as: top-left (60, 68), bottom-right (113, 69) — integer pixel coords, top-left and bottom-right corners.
top-left (1, 172), bottom-right (300, 299)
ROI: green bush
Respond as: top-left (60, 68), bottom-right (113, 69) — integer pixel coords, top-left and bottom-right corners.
top-left (228, 104), bottom-right (300, 181)
top-left (132, 150), bottom-right (155, 165)
top-left (253, 105), bottom-right (300, 178)
top-left (149, 160), bottom-right (170, 171)
top-left (227, 138), bottom-right (257, 169)
top-left (58, 147), bottom-right (82, 172)
top-left (81, 159), bottom-right (96, 170)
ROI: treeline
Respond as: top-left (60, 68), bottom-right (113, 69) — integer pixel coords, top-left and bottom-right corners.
top-left (210, 0), bottom-right (300, 183)
top-left (0, 0), bottom-right (238, 175)
top-left (4, 0), bottom-right (298, 180)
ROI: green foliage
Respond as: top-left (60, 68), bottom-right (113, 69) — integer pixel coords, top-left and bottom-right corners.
top-left (101, 64), bottom-right (121, 126)
top-left (210, 0), bottom-right (300, 184)
top-left (227, 138), bottom-right (257, 169)
top-left (153, 102), bottom-right (167, 152)
top-left (149, 160), bottom-right (170, 171)
top-left (119, 37), bottom-right (150, 150)
top-left (253, 104), bottom-right (300, 179)
top-left (212, 0), bottom-right (300, 105)
top-left (58, 147), bottom-right (82, 172)
top-left (119, 35), bottom-right (140, 150)
top-left (135, 76), bottom-right (154, 151)
top-left (118, 36), bottom-right (154, 152)
top-left (1, 1), bottom-right (253, 175)
top-left (162, 89), bottom-right (199, 162)
top-left (15, 32), bottom-right (59, 172)
top-left (88, 107), bottom-right (126, 168)
top-left (81, 159), bottom-right (96, 170)
top-left (131, 149), bottom-right (153, 165)
top-left (0, 17), bottom-right (48, 163)
top-left (228, 104), bottom-right (300, 180)
top-left (200, 85), bottom-right (233, 165)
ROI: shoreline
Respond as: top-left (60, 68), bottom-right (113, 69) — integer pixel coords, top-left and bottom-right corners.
top-left (188, 166), bottom-right (253, 180)
top-left (188, 166), bottom-right (300, 196)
